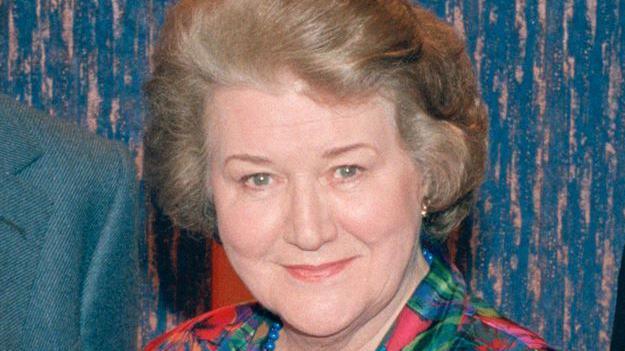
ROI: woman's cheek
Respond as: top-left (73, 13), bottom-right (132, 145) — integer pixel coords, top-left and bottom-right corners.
top-left (333, 190), bottom-right (393, 243)
top-left (218, 191), bottom-right (285, 258)
top-left (334, 178), bottom-right (419, 244)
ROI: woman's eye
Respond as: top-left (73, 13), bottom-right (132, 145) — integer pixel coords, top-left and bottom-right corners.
top-left (334, 165), bottom-right (361, 179)
top-left (243, 173), bottom-right (272, 187)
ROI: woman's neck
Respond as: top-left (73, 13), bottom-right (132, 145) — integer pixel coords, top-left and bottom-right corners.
top-left (275, 246), bottom-right (430, 351)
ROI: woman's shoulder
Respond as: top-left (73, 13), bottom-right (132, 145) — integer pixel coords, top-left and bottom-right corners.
top-left (404, 252), bottom-right (557, 350)
top-left (145, 302), bottom-right (269, 351)
top-left (455, 295), bottom-right (557, 350)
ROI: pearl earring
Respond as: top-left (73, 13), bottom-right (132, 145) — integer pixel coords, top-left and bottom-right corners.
top-left (420, 200), bottom-right (429, 217)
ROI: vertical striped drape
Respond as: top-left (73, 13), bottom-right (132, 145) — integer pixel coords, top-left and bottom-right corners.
top-left (1, 1), bottom-right (623, 349)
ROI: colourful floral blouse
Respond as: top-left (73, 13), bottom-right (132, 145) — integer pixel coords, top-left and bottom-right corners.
top-left (146, 252), bottom-right (555, 351)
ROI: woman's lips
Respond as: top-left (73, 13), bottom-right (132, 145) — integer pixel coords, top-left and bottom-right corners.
top-left (284, 257), bottom-right (356, 282)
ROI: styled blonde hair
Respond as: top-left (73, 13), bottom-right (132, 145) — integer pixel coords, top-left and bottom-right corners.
top-left (145, 0), bottom-right (488, 239)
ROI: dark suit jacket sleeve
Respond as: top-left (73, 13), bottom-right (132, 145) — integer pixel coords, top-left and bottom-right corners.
top-left (79, 143), bottom-right (140, 351)
top-left (0, 94), bottom-right (141, 350)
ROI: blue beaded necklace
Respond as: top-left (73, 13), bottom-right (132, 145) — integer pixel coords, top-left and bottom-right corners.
top-left (262, 321), bottom-right (282, 351)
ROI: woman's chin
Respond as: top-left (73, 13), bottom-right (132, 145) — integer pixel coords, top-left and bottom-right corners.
top-left (275, 295), bottom-right (365, 338)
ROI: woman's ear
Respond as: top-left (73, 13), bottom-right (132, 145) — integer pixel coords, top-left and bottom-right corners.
top-left (419, 167), bottom-right (431, 208)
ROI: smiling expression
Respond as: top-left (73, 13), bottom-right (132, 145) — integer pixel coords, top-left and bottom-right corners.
top-left (208, 79), bottom-right (427, 343)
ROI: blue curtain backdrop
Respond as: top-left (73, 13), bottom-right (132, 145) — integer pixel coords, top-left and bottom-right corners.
top-left (1, 1), bottom-right (623, 349)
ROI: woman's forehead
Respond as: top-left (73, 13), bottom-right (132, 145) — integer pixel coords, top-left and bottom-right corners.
top-left (206, 83), bottom-right (400, 161)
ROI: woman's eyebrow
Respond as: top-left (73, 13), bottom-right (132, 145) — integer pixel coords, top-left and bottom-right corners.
top-left (224, 154), bottom-right (273, 165)
top-left (322, 143), bottom-right (378, 159)
top-left (223, 144), bottom-right (377, 165)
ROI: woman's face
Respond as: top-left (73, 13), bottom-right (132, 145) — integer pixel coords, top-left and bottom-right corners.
top-left (209, 80), bottom-right (426, 339)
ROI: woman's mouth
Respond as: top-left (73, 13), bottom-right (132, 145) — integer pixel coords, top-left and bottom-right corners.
top-left (283, 257), bottom-right (356, 282)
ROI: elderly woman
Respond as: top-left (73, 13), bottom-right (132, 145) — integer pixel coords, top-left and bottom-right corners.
top-left (144, 1), bottom-right (552, 350)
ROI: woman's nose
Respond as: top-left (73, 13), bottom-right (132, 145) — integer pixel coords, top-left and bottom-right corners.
top-left (284, 179), bottom-right (337, 251)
